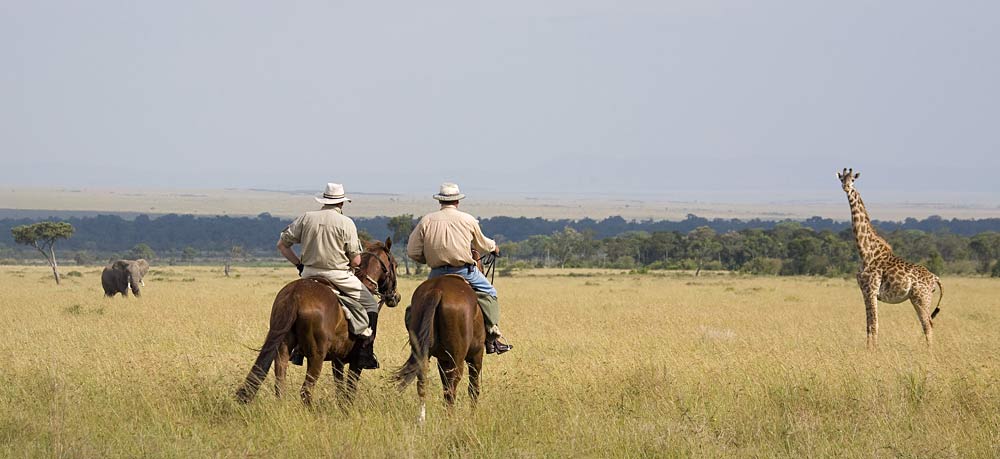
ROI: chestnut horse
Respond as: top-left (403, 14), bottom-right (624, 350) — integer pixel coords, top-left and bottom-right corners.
top-left (236, 238), bottom-right (399, 406)
top-left (393, 274), bottom-right (485, 422)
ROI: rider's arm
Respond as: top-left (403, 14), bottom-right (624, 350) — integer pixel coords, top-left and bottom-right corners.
top-left (470, 219), bottom-right (498, 254)
top-left (406, 220), bottom-right (427, 264)
top-left (278, 218), bottom-right (304, 268)
top-left (344, 221), bottom-right (363, 268)
top-left (277, 239), bottom-right (301, 266)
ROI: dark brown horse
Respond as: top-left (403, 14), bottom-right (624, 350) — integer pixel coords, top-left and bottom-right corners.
top-left (236, 238), bottom-right (399, 406)
top-left (393, 274), bottom-right (485, 422)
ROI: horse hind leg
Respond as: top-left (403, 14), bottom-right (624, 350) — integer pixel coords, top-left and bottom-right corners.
top-left (300, 346), bottom-right (327, 407)
top-left (274, 340), bottom-right (291, 398)
top-left (417, 361), bottom-right (428, 424)
top-left (343, 365), bottom-right (362, 406)
top-left (332, 360), bottom-right (356, 412)
top-left (467, 351), bottom-right (483, 408)
top-left (332, 360), bottom-right (346, 399)
top-left (437, 363), bottom-right (454, 406)
top-left (438, 359), bottom-right (465, 408)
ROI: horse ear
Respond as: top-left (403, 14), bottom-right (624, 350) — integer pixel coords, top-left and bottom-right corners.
top-left (385, 236), bottom-right (392, 250)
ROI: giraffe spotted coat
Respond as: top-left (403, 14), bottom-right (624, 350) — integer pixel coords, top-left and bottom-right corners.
top-left (838, 168), bottom-right (943, 349)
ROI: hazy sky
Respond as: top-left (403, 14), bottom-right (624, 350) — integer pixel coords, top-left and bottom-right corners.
top-left (3, 1), bottom-right (998, 198)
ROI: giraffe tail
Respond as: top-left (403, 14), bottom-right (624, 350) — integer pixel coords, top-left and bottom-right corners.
top-left (931, 278), bottom-right (942, 319)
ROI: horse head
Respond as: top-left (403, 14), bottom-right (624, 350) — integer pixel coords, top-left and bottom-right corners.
top-left (358, 237), bottom-right (401, 308)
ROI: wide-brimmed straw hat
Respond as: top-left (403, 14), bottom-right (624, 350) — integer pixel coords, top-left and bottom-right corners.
top-left (315, 183), bottom-right (352, 205)
top-left (433, 182), bottom-right (466, 201)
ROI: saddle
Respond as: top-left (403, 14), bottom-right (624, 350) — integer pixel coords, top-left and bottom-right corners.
top-left (304, 277), bottom-right (365, 314)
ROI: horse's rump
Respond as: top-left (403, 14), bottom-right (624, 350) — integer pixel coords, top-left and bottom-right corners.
top-left (394, 275), bottom-right (483, 389)
top-left (236, 278), bottom-right (350, 403)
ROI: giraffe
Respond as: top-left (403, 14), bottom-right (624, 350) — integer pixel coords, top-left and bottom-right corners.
top-left (837, 168), bottom-right (942, 350)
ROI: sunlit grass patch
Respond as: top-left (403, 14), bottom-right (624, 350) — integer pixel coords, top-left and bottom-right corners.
top-left (0, 267), bottom-right (997, 457)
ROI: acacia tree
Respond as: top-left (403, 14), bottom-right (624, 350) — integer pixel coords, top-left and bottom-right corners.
top-left (969, 232), bottom-right (1000, 274)
top-left (686, 226), bottom-right (721, 276)
top-left (549, 227), bottom-right (590, 268)
top-left (225, 245), bottom-right (245, 277)
top-left (387, 214), bottom-right (415, 275)
top-left (11, 222), bottom-right (75, 284)
top-left (128, 243), bottom-right (156, 260)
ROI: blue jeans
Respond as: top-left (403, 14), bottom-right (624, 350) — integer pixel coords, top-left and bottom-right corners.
top-left (428, 265), bottom-right (497, 297)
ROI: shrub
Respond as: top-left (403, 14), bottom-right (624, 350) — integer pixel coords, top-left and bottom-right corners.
top-left (926, 252), bottom-right (945, 275)
top-left (73, 251), bottom-right (95, 265)
top-left (741, 257), bottom-right (783, 275)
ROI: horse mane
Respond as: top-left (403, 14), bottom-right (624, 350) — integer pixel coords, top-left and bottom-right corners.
top-left (363, 240), bottom-right (387, 251)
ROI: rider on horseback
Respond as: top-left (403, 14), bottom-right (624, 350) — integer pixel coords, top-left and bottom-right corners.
top-left (406, 182), bottom-right (514, 354)
top-left (276, 183), bottom-right (382, 369)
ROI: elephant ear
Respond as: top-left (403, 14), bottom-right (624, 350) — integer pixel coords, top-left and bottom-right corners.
top-left (111, 260), bottom-right (130, 270)
top-left (134, 259), bottom-right (150, 276)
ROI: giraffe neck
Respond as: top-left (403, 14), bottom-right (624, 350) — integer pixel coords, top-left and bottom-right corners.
top-left (846, 188), bottom-right (892, 264)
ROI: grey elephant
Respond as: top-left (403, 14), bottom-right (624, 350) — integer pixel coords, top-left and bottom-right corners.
top-left (102, 259), bottom-right (150, 297)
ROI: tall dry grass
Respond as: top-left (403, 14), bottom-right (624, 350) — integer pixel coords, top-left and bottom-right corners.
top-left (0, 266), bottom-right (997, 458)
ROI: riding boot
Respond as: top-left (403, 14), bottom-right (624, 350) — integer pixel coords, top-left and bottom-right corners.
top-left (484, 324), bottom-right (514, 355)
top-left (354, 311), bottom-right (380, 369)
top-left (491, 338), bottom-right (513, 354)
top-left (486, 337), bottom-right (513, 355)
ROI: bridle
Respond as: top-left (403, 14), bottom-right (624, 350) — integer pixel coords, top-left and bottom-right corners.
top-left (355, 245), bottom-right (398, 307)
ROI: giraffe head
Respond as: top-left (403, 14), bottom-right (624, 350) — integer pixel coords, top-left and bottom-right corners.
top-left (837, 168), bottom-right (860, 192)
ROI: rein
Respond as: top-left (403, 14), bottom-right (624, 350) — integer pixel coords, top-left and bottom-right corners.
top-left (475, 250), bottom-right (498, 284)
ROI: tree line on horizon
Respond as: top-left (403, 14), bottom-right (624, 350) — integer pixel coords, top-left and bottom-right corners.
top-left (3, 213), bottom-right (1000, 277)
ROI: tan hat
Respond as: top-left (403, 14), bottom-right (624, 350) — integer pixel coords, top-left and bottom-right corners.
top-left (315, 183), bottom-right (352, 205)
top-left (433, 182), bottom-right (466, 201)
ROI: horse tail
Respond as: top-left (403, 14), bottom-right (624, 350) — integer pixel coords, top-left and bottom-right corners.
top-left (394, 289), bottom-right (442, 391)
top-left (931, 277), bottom-right (943, 320)
top-left (236, 291), bottom-right (298, 404)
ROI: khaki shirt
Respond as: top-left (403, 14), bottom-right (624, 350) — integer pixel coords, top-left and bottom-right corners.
top-left (407, 205), bottom-right (497, 268)
top-left (280, 206), bottom-right (362, 271)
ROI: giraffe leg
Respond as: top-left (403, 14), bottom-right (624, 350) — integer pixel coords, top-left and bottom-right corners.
top-left (865, 293), bottom-right (879, 351)
top-left (858, 273), bottom-right (881, 351)
top-left (910, 291), bottom-right (934, 347)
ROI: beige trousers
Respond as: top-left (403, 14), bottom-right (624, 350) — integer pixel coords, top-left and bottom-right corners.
top-left (301, 267), bottom-right (371, 334)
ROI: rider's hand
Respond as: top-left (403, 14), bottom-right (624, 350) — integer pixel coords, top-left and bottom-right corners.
top-left (296, 263), bottom-right (304, 275)
top-left (492, 246), bottom-right (500, 256)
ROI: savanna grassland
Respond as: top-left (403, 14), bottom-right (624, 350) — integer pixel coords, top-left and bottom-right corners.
top-left (1, 266), bottom-right (997, 458)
